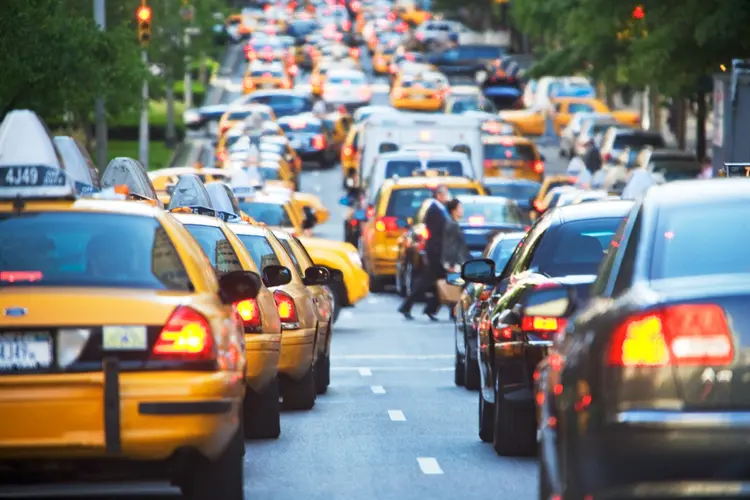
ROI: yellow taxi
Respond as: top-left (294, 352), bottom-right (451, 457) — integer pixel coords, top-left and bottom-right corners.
top-left (340, 123), bottom-right (362, 181)
top-left (482, 135), bottom-right (545, 182)
top-left (398, 4), bottom-right (431, 25)
top-left (360, 173), bottom-right (486, 291)
top-left (390, 75), bottom-right (445, 112)
top-left (258, 157), bottom-right (296, 191)
top-left (229, 224), bottom-right (328, 409)
top-left (530, 174), bottom-right (576, 217)
top-left (373, 44), bottom-right (397, 75)
top-left (272, 231), bottom-right (334, 394)
top-left (149, 167), bottom-right (252, 206)
top-left (242, 62), bottom-right (293, 93)
top-left (167, 176), bottom-right (287, 439)
top-left (551, 96), bottom-right (640, 133)
top-left (0, 111), bottom-right (256, 497)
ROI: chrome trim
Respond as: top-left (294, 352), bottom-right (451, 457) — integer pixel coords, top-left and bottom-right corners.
top-left (616, 410), bottom-right (750, 428)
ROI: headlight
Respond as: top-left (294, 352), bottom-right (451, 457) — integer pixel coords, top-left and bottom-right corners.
top-left (347, 251), bottom-right (362, 268)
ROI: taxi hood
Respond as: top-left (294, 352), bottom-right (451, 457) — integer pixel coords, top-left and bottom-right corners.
top-left (298, 236), bottom-right (357, 256)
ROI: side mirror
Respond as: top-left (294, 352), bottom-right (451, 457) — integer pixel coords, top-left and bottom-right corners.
top-left (339, 196), bottom-right (351, 206)
top-left (328, 268), bottom-right (344, 283)
top-left (446, 271), bottom-right (464, 287)
top-left (218, 270), bottom-right (262, 304)
top-left (303, 265), bottom-right (330, 286)
top-left (262, 265), bottom-right (292, 287)
top-left (353, 209), bottom-right (367, 222)
top-left (461, 258), bottom-right (495, 284)
top-left (520, 285), bottom-right (576, 318)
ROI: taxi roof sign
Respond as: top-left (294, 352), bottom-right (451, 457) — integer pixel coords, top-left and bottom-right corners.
top-left (723, 163), bottom-right (750, 177)
top-left (101, 157), bottom-right (160, 205)
top-left (167, 174), bottom-right (215, 215)
top-left (205, 181), bottom-right (243, 222)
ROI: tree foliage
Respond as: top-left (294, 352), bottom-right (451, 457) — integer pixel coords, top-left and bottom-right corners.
top-left (512, 0), bottom-right (750, 96)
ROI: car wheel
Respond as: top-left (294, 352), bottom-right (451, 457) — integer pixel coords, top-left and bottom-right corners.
top-left (478, 387), bottom-right (494, 443)
top-left (282, 365), bottom-right (316, 410)
top-left (242, 378), bottom-right (281, 439)
top-left (315, 354), bottom-right (330, 394)
top-left (454, 326), bottom-right (465, 387)
top-left (492, 370), bottom-right (536, 456)
top-left (328, 281), bottom-right (344, 323)
top-left (463, 335), bottom-right (480, 390)
top-left (181, 425), bottom-right (244, 500)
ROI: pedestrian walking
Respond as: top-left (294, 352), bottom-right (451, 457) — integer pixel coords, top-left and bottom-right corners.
top-left (441, 199), bottom-right (470, 321)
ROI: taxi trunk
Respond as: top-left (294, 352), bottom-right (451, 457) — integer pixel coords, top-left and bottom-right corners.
top-left (483, 158), bottom-right (543, 181)
top-left (370, 216), bottom-right (409, 276)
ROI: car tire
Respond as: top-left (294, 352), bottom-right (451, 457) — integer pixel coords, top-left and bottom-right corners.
top-left (492, 371), bottom-right (537, 456)
top-left (315, 354), bottom-right (330, 394)
top-left (181, 425), bottom-right (244, 500)
top-left (242, 378), bottom-right (281, 439)
top-left (282, 366), bottom-right (316, 410)
top-left (478, 388), bottom-right (494, 443)
top-left (463, 338), bottom-right (480, 390)
top-left (454, 348), bottom-right (465, 387)
top-left (328, 280), bottom-right (345, 324)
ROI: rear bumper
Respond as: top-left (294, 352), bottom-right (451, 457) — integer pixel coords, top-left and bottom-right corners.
top-left (484, 169), bottom-right (543, 183)
top-left (278, 327), bottom-right (316, 379)
top-left (392, 98), bottom-right (442, 112)
top-left (0, 370), bottom-right (243, 461)
top-left (575, 410), bottom-right (750, 497)
top-left (244, 332), bottom-right (281, 393)
top-left (299, 150), bottom-right (327, 161)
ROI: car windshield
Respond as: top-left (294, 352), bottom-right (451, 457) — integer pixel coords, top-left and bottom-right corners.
top-left (650, 159), bottom-right (702, 181)
top-left (461, 201), bottom-right (524, 225)
top-left (0, 212), bottom-right (192, 290)
top-left (534, 217), bottom-right (622, 277)
top-left (485, 182), bottom-right (540, 200)
top-left (238, 201), bottom-right (293, 227)
top-left (451, 99), bottom-right (479, 113)
top-left (386, 187), bottom-right (480, 218)
top-left (182, 225), bottom-right (244, 276)
top-left (426, 161), bottom-right (463, 175)
top-left (489, 235), bottom-right (524, 270)
top-left (280, 121), bottom-right (320, 133)
top-left (328, 74), bottom-right (366, 85)
top-left (247, 95), bottom-right (312, 117)
top-left (651, 203), bottom-right (750, 280)
top-left (484, 143), bottom-right (536, 161)
top-left (458, 46), bottom-right (505, 59)
top-left (251, 68), bottom-right (284, 77)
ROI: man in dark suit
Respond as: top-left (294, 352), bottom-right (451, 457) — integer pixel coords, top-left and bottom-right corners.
top-left (398, 185), bottom-right (450, 321)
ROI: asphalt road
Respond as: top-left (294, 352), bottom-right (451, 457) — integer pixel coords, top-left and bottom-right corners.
top-left (0, 42), bottom-right (568, 500)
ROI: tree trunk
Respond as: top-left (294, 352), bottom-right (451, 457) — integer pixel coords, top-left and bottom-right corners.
top-left (199, 53), bottom-right (207, 86)
top-left (651, 88), bottom-right (662, 133)
top-left (676, 97), bottom-right (686, 150)
top-left (165, 73), bottom-right (177, 149)
top-left (695, 90), bottom-right (707, 160)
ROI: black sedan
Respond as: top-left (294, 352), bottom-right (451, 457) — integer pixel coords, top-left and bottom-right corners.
top-left (537, 179), bottom-right (750, 499)
top-left (455, 230), bottom-right (525, 390)
top-left (457, 200), bottom-right (633, 457)
top-left (277, 113), bottom-right (338, 168)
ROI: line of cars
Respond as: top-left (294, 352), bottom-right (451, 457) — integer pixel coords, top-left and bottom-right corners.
top-left (0, 109), bottom-right (361, 497)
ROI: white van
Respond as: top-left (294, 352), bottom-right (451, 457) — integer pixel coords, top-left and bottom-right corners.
top-left (359, 112), bottom-right (483, 184)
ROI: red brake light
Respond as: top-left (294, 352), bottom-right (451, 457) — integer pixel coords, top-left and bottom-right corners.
top-left (532, 160), bottom-right (545, 174)
top-left (375, 216), bottom-right (399, 232)
top-left (483, 159), bottom-right (495, 170)
top-left (532, 200), bottom-right (544, 212)
top-left (521, 316), bottom-right (567, 333)
top-left (350, 48), bottom-right (359, 58)
top-left (479, 289), bottom-right (491, 301)
top-left (153, 306), bottom-right (214, 360)
top-left (492, 324), bottom-right (514, 340)
top-left (366, 205), bottom-right (375, 219)
top-left (0, 271), bottom-right (43, 282)
top-left (607, 304), bottom-right (733, 367)
top-left (235, 299), bottom-right (261, 332)
top-left (312, 134), bottom-right (326, 150)
top-left (273, 290), bottom-right (299, 327)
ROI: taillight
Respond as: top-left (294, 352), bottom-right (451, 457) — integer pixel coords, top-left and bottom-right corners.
top-left (492, 324), bottom-right (513, 341)
top-left (532, 200), bottom-right (544, 212)
top-left (312, 134), bottom-right (326, 150)
top-left (479, 289), bottom-right (491, 301)
top-left (375, 216), bottom-right (399, 232)
top-left (153, 306), bottom-right (214, 360)
top-left (521, 316), bottom-right (567, 333)
top-left (243, 78), bottom-right (254, 89)
top-left (235, 299), bottom-right (261, 332)
top-left (273, 290), bottom-right (299, 328)
top-left (282, 79), bottom-right (292, 88)
top-left (246, 49), bottom-right (256, 60)
top-left (365, 205), bottom-right (375, 219)
top-left (607, 304), bottom-right (733, 367)
top-left (531, 160), bottom-right (544, 174)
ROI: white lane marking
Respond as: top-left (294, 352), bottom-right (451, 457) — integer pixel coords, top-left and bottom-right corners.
top-left (358, 367), bottom-right (372, 376)
top-left (388, 409), bottom-right (406, 421)
top-left (371, 385), bottom-right (386, 394)
top-left (333, 354), bottom-right (453, 360)
top-left (417, 457), bottom-right (444, 475)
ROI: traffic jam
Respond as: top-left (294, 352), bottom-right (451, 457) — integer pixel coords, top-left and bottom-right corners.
top-left (0, 0), bottom-right (742, 499)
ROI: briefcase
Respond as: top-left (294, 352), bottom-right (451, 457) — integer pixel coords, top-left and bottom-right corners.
top-left (436, 279), bottom-right (462, 304)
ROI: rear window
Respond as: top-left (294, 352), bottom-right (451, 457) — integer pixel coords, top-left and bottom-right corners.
top-left (484, 143), bottom-right (536, 161)
top-left (613, 133), bottom-right (665, 149)
top-left (183, 224), bottom-right (244, 276)
top-left (384, 161), bottom-right (421, 178)
top-left (534, 217), bottom-right (622, 277)
top-left (236, 234), bottom-right (281, 271)
top-left (0, 213), bottom-right (192, 290)
top-left (278, 239), bottom-right (303, 275)
top-left (227, 110), bottom-right (253, 121)
top-left (426, 161), bottom-right (463, 175)
top-left (650, 159), bottom-right (701, 181)
top-left (238, 201), bottom-right (293, 227)
top-left (251, 68), bottom-right (284, 77)
top-left (458, 46), bottom-right (505, 59)
top-left (462, 201), bottom-right (524, 225)
top-left (486, 182), bottom-right (540, 200)
top-left (451, 100), bottom-right (479, 114)
top-left (247, 95), bottom-right (312, 117)
top-left (651, 204), bottom-right (750, 280)
top-left (386, 187), bottom-right (480, 218)
top-left (402, 80), bottom-right (438, 89)
top-left (280, 121), bottom-right (320, 133)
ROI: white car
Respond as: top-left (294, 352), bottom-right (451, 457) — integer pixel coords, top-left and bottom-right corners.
top-left (322, 69), bottom-right (372, 106)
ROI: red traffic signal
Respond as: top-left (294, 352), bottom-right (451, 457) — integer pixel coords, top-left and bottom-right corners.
top-left (632, 5), bottom-right (645, 20)
top-left (137, 5), bottom-right (152, 22)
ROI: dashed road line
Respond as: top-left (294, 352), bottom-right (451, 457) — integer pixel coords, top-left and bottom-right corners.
top-left (371, 385), bottom-right (386, 394)
top-left (417, 457), bottom-right (444, 475)
top-left (358, 367), bottom-right (372, 376)
top-left (388, 410), bottom-right (406, 421)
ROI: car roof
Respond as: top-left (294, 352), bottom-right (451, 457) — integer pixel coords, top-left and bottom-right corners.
top-left (548, 199), bottom-right (634, 224)
top-left (148, 167), bottom-right (229, 179)
top-left (66, 198), bottom-right (164, 218)
top-left (645, 178), bottom-right (750, 207)
top-left (278, 113), bottom-right (321, 124)
top-left (237, 192), bottom-right (290, 204)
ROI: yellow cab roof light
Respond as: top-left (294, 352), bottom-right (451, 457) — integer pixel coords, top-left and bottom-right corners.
top-left (53, 135), bottom-right (101, 195)
top-left (0, 110), bottom-right (77, 205)
top-left (100, 157), bottom-right (162, 207)
top-left (167, 173), bottom-right (217, 217)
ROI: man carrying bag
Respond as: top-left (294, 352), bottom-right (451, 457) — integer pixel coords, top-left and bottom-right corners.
top-left (438, 199), bottom-right (470, 320)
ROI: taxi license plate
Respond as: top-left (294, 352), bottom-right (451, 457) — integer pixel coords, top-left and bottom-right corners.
top-left (0, 332), bottom-right (52, 371)
top-left (261, 83), bottom-right (274, 89)
top-left (103, 326), bottom-right (147, 351)
top-left (502, 168), bottom-right (515, 177)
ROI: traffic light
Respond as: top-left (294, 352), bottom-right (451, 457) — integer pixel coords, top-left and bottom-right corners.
top-left (137, 4), bottom-right (152, 46)
top-left (632, 5), bottom-right (645, 20)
